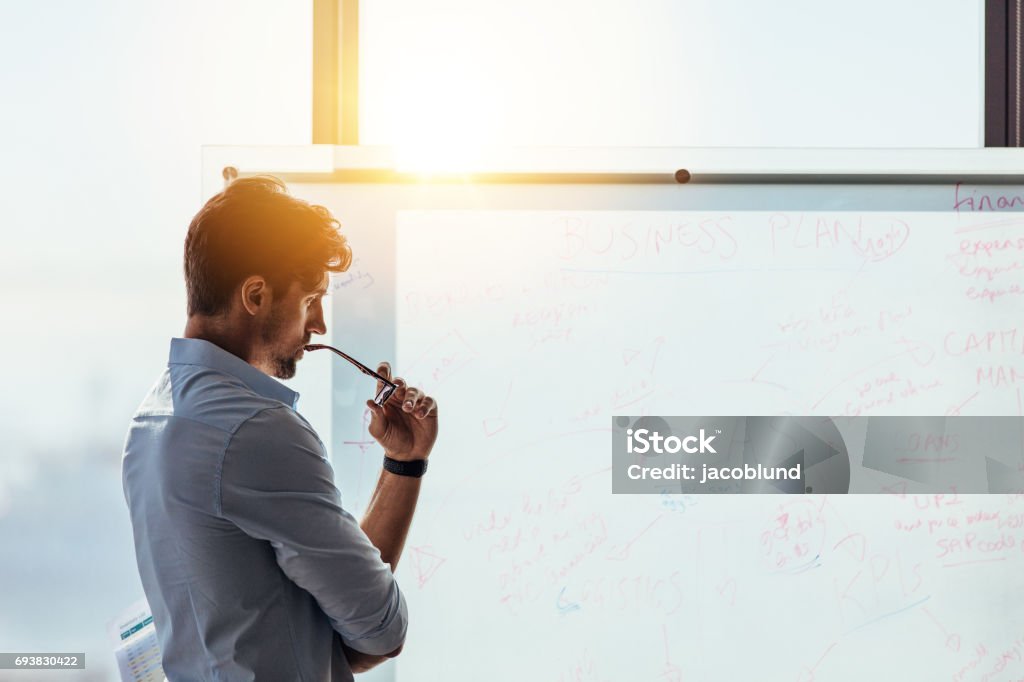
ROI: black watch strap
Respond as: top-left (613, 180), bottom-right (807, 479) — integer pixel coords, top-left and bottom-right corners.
top-left (382, 455), bottom-right (428, 478)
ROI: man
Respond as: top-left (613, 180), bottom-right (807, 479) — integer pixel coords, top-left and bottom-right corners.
top-left (121, 175), bottom-right (437, 681)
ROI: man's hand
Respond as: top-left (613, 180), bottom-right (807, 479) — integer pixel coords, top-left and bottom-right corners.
top-left (365, 362), bottom-right (438, 461)
top-left (341, 640), bottom-right (403, 674)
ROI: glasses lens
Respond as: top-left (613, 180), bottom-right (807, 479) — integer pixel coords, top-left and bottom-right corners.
top-left (375, 384), bottom-right (396, 406)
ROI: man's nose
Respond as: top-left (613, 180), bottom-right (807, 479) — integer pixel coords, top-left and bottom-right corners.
top-left (307, 312), bottom-right (327, 336)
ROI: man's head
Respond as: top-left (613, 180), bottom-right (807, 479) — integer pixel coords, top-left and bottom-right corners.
top-left (183, 174), bottom-right (352, 379)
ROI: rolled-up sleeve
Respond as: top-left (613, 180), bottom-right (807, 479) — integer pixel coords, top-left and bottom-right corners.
top-left (218, 406), bottom-right (408, 655)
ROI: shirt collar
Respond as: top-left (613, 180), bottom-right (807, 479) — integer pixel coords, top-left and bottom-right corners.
top-left (168, 337), bottom-right (300, 410)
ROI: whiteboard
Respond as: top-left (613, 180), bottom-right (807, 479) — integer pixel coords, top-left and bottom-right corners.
top-left (289, 180), bottom-right (1024, 681)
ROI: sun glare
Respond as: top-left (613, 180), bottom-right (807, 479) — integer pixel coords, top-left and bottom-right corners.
top-left (390, 87), bottom-right (492, 174)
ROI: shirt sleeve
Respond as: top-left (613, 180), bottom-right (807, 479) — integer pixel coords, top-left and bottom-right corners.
top-left (218, 406), bottom-right (408, 656)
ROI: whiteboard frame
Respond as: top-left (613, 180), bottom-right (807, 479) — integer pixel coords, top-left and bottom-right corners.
top-left (204, 146), bottom-right (1024, 188)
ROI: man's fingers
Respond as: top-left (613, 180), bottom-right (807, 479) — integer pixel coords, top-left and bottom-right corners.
top-left (389, 377), bottom-right (407, 406)
top-left (371, 370), bottom-right (437, 417)
top-left (401, 387), bottom-right (422, 412)
top-left (414, 396), bottom-right (436, 418)
top-left (375, 362), bottom-right (392, 395)
top-left (403, 391), bottom-right (438, 419)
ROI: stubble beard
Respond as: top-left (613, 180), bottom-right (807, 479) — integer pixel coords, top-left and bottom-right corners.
top-left (259, 308), bottom-right (299, 380)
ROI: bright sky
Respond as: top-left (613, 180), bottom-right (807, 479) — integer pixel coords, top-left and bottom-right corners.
top-left (362, 0), bottom-right (983, 157)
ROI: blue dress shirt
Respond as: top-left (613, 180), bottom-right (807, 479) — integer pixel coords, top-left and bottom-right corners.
top-left (122, 338), bottom-right (407, 681)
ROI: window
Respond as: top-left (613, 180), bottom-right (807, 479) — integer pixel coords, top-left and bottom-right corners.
top-left (352, 0), bottom-right (984, 148)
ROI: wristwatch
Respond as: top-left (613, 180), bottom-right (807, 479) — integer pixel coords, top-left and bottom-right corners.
top-left (383, 455), bottom-right (428, 478)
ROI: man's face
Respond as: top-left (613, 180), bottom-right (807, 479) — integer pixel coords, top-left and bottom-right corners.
top-left (257, 274), bottom-right (329, 379)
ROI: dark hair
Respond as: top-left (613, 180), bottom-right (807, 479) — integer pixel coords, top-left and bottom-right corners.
top-left (183, 174), bottom-right (352, 316)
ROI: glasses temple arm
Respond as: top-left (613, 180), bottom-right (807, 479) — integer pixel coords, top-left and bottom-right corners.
top-left (320, 345), bottom-right (396, 387)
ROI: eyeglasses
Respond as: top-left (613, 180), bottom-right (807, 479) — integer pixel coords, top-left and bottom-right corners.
top-left (303, 343), bottom-right (398, 406)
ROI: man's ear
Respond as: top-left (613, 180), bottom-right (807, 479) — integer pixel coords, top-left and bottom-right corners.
top-left (239, 275), bottom-right (270, 316)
